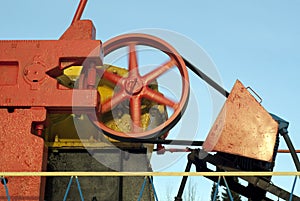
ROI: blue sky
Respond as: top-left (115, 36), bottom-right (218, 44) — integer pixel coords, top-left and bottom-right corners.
top-left (1, 0), bottom-right (300, 200)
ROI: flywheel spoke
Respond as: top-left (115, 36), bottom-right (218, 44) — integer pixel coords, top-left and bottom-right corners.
top-left (130, 95), bottom-right (142, 131)
top-left (101, 90), bottom-right (128, 113)
top-left (143, 58), bottom-right (176, 84)
top-left (99, 70), bottom-right (123, 84)
top-left (128, 43), bottom-right (139, 76)
top-left (143, 87), bottom-right (178, 109)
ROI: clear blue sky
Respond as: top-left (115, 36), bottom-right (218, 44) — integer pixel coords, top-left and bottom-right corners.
top-left (1, 0), bottom-right (300, 200)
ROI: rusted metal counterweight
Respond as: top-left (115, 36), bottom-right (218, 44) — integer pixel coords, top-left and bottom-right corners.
top-left (0, 20), bottom-right (102, 200)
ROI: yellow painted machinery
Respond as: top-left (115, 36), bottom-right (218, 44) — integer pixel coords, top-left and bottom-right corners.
top-left (43, 65), bottom-right (167, 200)
top-left (47, 65), bottom-right (167, 150)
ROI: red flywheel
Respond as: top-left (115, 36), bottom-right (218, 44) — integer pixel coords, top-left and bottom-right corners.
top-left (81, 33), bottom-right (190, 140)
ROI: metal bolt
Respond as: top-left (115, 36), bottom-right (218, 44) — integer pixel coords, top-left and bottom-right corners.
top-left (35, 124), bottom-right (44, 136)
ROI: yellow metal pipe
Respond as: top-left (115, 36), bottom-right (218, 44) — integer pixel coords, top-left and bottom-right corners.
top-left (1, 172), bottom-right (300, 177)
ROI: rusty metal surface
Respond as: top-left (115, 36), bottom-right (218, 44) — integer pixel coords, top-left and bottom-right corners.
top-left (0, 108), bottom-right (47, 200)
top-left (203, 80), bottom-right (278, 162)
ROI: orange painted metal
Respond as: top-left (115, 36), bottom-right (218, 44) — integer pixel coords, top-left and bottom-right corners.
top-left (0, 18), bottom-right (101, 201)
top-left (203, 80), bottom-right (278, 162)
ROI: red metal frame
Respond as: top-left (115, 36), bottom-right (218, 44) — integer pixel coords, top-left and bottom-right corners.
top-left (0, 1), bottom-right (101, 199)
